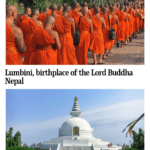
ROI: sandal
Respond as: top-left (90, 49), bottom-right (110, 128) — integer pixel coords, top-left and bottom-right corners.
top-left (98, 61), bottom-right (105, 64)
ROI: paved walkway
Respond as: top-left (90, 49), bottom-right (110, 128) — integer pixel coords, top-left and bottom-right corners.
top-left (88, 31), bottom-right (144, 65)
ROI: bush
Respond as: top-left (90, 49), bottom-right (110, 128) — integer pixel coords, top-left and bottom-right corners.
top-left (6, 146), bottom-right (38, 150)
top-left (125, 148), bottom-right (139, 150)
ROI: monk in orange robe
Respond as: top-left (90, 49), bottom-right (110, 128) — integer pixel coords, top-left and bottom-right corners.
top-left (129, 6), bottom-right (134, 41)
top-left (101, 7), bottom-right (112, 58)
top-left (33, 16), bottom-right (61, 65)
top-left (90, 4), bottom-right (97, 16)
top-left (6, 5), bottom-right (26, 65)
top-left (89, 7), bottom-right (106, 65)
top-left (82, 2), bottom-right (92, 18)
top-left (124, 6), bottom-right (130, 44)
top-left (116, 5), bottom-right (126, 47)
top-left (57, 5), bottom-right (78, 65)
top-left (76, 7), bottom-right (93, 65)
top-left (38, 8), bottom-right (49, 27)
top-left (56, 6), bottom-right (63, 15)
top-left (21, 9), bottom-right (43, 64)
top-left (70, 2), bottom-right (82, 30)
top-left (110, 6), bottom-right (119, 52)
top-left (16, 7), bottom-right (31, 28)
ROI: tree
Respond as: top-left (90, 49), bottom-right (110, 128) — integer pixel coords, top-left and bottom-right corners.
top-left (131, 128), bottom-right (144, 150)
top-left (6, 127), bottom-right (22, 148)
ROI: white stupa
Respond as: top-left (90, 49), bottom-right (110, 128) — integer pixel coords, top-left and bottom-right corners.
top-left (30, 97), bottom-right (122, 150)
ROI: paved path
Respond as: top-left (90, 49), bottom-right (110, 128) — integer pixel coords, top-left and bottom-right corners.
top-left (88, 31), bottom-right (144, 65)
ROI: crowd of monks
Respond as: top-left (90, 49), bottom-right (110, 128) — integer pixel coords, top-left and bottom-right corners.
top-left (6, 1), bottom-right (144, 65)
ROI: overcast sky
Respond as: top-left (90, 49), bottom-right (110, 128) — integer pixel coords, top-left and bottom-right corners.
top-left (6, 89), bottom-right (144, 147)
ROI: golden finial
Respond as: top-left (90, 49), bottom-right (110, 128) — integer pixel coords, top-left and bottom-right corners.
top-left (74, 97), bottom-right (78, 101)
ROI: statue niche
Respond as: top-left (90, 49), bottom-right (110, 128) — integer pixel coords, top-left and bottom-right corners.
top-left (73, 127), bottom-right (79, 136)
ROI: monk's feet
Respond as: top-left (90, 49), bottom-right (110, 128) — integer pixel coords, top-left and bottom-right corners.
top-left (103, 55), bottom-right (108, 59)
top-left (129, 37), bottom-right (132, 42)
top-left (116, 43), bottom-right (119, 48)
top-left (109, 50), bottom-right (114, 53)
top-left (98, 61), bottom-right (105, 64)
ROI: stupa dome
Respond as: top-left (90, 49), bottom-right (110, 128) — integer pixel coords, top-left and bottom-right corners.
top-left (59, 97), bottom-right (93, 137)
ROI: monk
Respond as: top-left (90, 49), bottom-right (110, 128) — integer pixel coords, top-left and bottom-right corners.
top-left (89, 7), bottom-right (106, 65)
top-left (82, 2), bottom-right (92, 18)
top-left (33, 16), bottom-right (61, 64)
top-left (70, 2), bottom-right (83, 30)
top-left (6, 5), bottom-right (26, 65)
top-left (110, 6), bottom-right (119, 52)
top-left (16, 7), bottom-right (31, 28)
top-left (38, 8), bottom-right (49, 27)
top-left (116, 5), bottom-right (126, 47)
top-left (47, 6), bottom-right (52, 17)
top-left (56, 6), bottom-right (63, 15)
top-left (124, 6), bottom-right (130, 44)
top-left (57, 5), bottom-right (78, 65)
top-left (90, 4), bottom-right (97, 16)
top-left (129, 5), bottom-right (134, 42)
top-left (101, 7), bottom-right (112, 58)
top-left (21, 9), bottom-right (43, 64)
top-left (76, 7), bottom-right (93, 65)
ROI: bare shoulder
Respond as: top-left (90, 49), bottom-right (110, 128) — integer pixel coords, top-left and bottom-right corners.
top-left (47, 29), bottom-right (58, 39)
top-left (11, 25), bottom-right (23, 37)
top-left (100, 16), bottom-right (105, 22)
top-left (67, 17), bottom-right (74, 23)
top-left (34, 20), bottom-right (43, 28)
top-left (87, 17), bottom-right (92, 24)
top-left (109, 14), bottom-right (112, 19)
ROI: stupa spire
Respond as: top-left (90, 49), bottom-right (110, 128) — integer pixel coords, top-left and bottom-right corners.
top-left (70, 97), bottom-right (82, 117)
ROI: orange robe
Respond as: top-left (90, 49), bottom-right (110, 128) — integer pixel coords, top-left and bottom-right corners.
top-left (90, 9), bottom-right (95, 16)
top-left (70, 9), bottom-right (80, 30)
top-left (116, 11), bottom-right (125, 42)
top-left (16, 15), bottom-right (28, 28)
top-left (32, 28), bottom-right (57, 65)
top-left (76, 16), bottom-right (91, 64)
top-left (111, 14), bottom-right (117, 46)
top-left (48, 10), bottom-right (52, 16)
top-left (135, 11), bottom-right (140, 32)
top-left (129, 9), bottom-right (134, 35)
top-left (56, 11), bottom-right (61, 15)
top-left (38, 13), bottom-right (47, 27)
top-left (55, 15), bottom-right (78, 65)
top-left (6, 23), bottom-right (23, 65)
top-left (101, 14), bottom-right (112, 50)
top-left (90, 15), bottom-right (104, 54)
top-left (21, 19), bottom-right (40, 64)
top-left (125, 13), bottom-right (130, 39)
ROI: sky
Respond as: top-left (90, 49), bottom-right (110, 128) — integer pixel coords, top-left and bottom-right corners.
top-left (6, 89), bottom-right (144, 147)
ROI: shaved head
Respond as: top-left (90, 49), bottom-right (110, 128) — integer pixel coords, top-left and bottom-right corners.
top-left (25, 7), bottom-right (31, 12)
top-left (6, 5), bottom-right (17, 17)
top-left (44, 8), bottom-right (49, 12)
top-left (73, 2), bottom-right (78, 9)
top-left (110, 6), bottom-right (115, 12)
top-left (45, 16), bottom-right (55, 25)
top-left (51, 4), bottom-right (57, 12)
top-left (82, 2), bottom-right (88, 7)
top-left (102, 7), bottom-right (107, 14)
top-left (63, 3), bottom-right (66, 7)
top-left (58, 6), bottom-right (63, 11)
top-left (82, 7), bottom-right (88, 15)
top-left (63, 5), bottom-right (71, 13)
top-left (94, 7), bottom-right (100, 14)
top-left (25, 7), bottom-right (31, 16)
top-left (93, 4), bottom-right (97, 8)
top-left (32, 9), bottom-right (40, 16)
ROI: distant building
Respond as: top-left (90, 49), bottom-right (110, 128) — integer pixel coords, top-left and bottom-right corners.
top-left (30, 97), bottom-right (122, 150)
